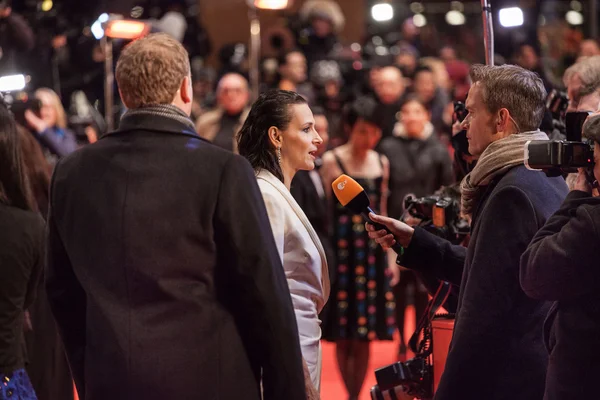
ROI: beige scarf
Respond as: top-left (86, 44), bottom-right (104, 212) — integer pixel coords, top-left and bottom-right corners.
top-left (460, 130), bottom-right (549, 217)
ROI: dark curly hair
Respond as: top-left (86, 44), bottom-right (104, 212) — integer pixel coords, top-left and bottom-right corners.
top-left (237, 89), bottom-right (307, 182)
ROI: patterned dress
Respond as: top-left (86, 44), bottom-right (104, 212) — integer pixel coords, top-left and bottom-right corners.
top-left (0, 369), bottom-right (37, 400)
top-left (322, 155), bottom-right (396, 341)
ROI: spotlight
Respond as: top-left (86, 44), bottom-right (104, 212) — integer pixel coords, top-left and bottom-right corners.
top-left (251, 0), bottom-right (290, 9)
top-left (91, 13), bottom-right (110, 40)
top-left (104, 20), bottom-right (149, 40)
top-left (446, 10), bottom-right (465, 26)
top-left (413, 13), bottom-right (427, 28)
top-left (566, 10), bottom-right (584, 25)
top-left (371, 3), bottom-right (394, 22)
top-left (0, 74), bottom-right (26, 93)
top-left (499, 7), bottom-right (523, 27)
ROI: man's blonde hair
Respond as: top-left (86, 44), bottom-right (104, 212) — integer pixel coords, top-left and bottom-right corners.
top-left (116, 33), bottom-right (190, 109)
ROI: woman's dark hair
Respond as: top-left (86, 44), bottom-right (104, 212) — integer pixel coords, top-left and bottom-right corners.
top-left (237, 89), bottom-right (307, 182)
top-left (18, 126), bottom-right (51, 217)
top-left (0, 101), bottom-right (35, 211)
top-left (344, 96), bottom-right (380, 129)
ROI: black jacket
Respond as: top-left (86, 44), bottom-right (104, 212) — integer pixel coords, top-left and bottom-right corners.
top-left (0, 204), bottom-right (44, 374)
top-left (520, 190), bottom-right (600, 400)
top-left (400, 165), bottom-right (568, 400)
top-left (46, 111), bottom-right (306, 400)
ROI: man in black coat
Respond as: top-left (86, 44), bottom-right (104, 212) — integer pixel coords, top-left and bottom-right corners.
top-left (366, 64), bottom-right (569, 400)
top-left (46, 33), bottom-right (306, 400)
top-left (520, 113), bottom-right (600, 400)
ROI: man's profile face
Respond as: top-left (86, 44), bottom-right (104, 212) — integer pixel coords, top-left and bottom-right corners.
top-left (463, 83), bottom-right (496, 157)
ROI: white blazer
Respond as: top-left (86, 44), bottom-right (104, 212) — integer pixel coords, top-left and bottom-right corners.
top-left (256, 169), bottom-right (330, 389)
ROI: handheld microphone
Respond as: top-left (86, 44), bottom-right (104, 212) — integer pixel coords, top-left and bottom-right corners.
top-left (332, 174), bottom-right (404, 255)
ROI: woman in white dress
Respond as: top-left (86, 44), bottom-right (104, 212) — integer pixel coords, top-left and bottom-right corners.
top-left (237, 90), bottom-right (330, 398)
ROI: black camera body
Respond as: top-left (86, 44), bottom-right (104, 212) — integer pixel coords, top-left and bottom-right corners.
top-left (404, 192), bottom-right (469, 246)
top-left (0, 92), bottom-right (42, 127)
top-left (525, 140), bottom-right (594, 175)
top-left (370, 358), bottom-right (433, 400)
top-left (525, 110), bottom-right (595, 177)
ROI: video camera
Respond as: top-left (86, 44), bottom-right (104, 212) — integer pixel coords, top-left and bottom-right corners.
top-left (525, 109), bottom-right (594, 178)
top-left (403, 186), bottom-right (470, 246)
top-left (370, 283), bottom-right (454, 400)
top-left (0, 74), bottom-right (41, 127)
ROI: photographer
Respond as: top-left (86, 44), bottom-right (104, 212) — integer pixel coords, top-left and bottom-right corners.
top-left (366, 64), bottom-right (569, 400)
top-left (520, 113), bottom-right (600, 400)
top-left (24, 88), bottom-right (77, 159)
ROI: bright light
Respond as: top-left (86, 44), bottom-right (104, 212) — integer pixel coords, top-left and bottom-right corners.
top-left (413, 13), bottom-right (427, 27)
top-left (253, 0), bottom-right (289, 9)
top-left (445, 10), bottom-right (465, 26)
top-left (0, 74), bottom-right (26, 92)
top-left (566, 10), bottom-right (584, 25)
top-left (105, 20), bottom-right (149, 40)
top-left (351, 43), bottom-right (361, 52)
top-left (41, 0), bottom-right (53, 12)
top-left (499, 7), bottom-right (524, 27)
top-left (91, 13), bottom-right (110, 40)
top-left (371, 3), bottom-right (394, 22)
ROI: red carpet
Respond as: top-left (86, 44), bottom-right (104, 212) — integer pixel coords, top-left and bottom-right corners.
top-left (320, 307), bottom-right (416, 400)
top-left (73, 307), bottom-right (417, 400)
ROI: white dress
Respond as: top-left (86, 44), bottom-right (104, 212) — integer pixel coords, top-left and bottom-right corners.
top-left (256, 170), bottom-right (330, 390)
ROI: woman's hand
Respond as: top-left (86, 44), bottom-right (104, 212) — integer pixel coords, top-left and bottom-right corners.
top-left (24, 109), bottom-right (48, 134)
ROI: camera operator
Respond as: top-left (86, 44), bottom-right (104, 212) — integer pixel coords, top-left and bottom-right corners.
top-left (24, 88), bottom-right (77, 159)
top-left (520, 112), bottom-right (600, 400)
top-left (0, 0), bottom-right (34, 74)
top-left (366, 64), bottom-right (569, 400)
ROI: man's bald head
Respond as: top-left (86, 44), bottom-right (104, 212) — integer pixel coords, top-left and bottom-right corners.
top-left (374, 66), bottom-right (405, 105)
top-left (217, 73), bottom-right (249, 115)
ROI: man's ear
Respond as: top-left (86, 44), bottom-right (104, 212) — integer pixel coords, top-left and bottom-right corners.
top-left (496, 108), bottom-right (510, 132)
top-left (180, 76), bottom-right (192, 104)
top-left (268, 126), bottom-right (282, 149)
top-left (118, 88), bottom-right (131, 109)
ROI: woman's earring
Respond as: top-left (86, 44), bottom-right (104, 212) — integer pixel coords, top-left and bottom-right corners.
top-left (277, 147), bottom-right (282, 166)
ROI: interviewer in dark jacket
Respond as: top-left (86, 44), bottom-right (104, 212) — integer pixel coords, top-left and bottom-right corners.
top-left (520, 112), bottom-right (600, 400)
top-left (364, 64), bottom-right (569, 400)
top-left (46, 33), bottom-right (306, 400)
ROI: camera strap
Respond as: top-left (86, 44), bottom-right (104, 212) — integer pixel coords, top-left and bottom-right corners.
top-left (408, 281), bottom-right (452, 354)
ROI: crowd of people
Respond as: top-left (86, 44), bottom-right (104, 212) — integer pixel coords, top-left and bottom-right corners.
top-left (3, 1), bottom-right (600, 400)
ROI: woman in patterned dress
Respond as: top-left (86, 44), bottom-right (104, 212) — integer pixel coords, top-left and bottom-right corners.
top-left (321, 97), bottom-right (396, 400)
